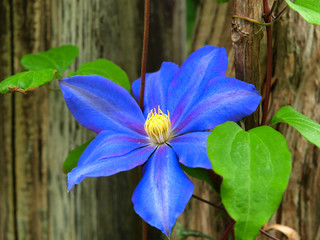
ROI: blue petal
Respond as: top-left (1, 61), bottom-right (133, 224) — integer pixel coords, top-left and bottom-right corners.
top-left (132, 62), bottom-right (179, 116)
top-left (167, 45), bottom-right (228, 126)
top-left (170, 132), bottom-right (211, 169)
top-left (172, 77), bottom-right (261, 134)
top-left (132, 145), bottom-right (194, 236)
top-left (68, 145), bottom-right (155, 190)
top-left (77, 130), bottom-right (149, 167)
top-left (60, 75), bottom-right (146, 135)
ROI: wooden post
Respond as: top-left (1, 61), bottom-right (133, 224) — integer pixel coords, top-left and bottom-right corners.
top-left (177, 0), bottom-right (263, 238)
top-left (269, 6), bottom-right (320, 239)
top-left (232, 0), bottom-right (263, 129)
top-left (0, 0), bottom-right (185, 239)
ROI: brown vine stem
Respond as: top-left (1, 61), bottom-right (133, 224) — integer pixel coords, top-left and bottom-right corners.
top-left (232, 5), bottom-right (288, 28)
top-left (139, 0), bottom-right (150, 111)
top-left (260, 229), bottom-right (280, 240)
top-left (139, 0), bottom-right (150, 239)
top-left (219, 220), bottom-right (235, 240)
top-left (266, 0), bottom-right (277, 18)
top-left (261, 0), bottom-right (273, 125)
top-left (274, 5), bottom-right (289, 22)
top-left (192, 194), bottom-right (226, 211)
top-left (195, 195), bottom-right (280, 240)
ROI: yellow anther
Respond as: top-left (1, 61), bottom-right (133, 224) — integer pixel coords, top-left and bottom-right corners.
top-left (144, 106), bottom-right (171, 144)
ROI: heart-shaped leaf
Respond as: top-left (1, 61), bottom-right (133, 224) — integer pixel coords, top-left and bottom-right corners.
top-left (21, 45), bottom-right (79, 74)
top-left (271, 105), bottom-right (320, 148)
top-left (285, 0), bottom-right (320, 25)
top-left (207, 122), bottom-right (291, 240)
top-left (69, 59), bottom-right (130, 91)
top-left (0, 69), bottom-right (56, 94)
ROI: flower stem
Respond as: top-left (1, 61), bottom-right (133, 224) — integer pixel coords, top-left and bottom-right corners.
top-left (140, 1), bottom-right (150, 239)
top-left (261, 0), bottom-right (272, 125)
top-left (260, 229), bottom-right (280, 240)
top-left (194, 194), bottom-right (280, 240)
top-left (219, 220), bottom-right (235, 240)
top-left (139, 0), bottom-right (150, 111)
top-left (264, 0), bottom-right (271, 14)
top-left (192, 194), bottom-right (225, 211)
top-left (266, 0), bottom-right (277, 18)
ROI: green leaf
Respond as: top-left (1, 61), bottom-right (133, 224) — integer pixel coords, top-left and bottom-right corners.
top-left (285, 0), bottom-right (320, 25)
top-left (180, 165), bottom-right (216, 192)
top-left (207, 122), bottom-right (291, 240)
top-left (69, 59), bottom-right (130, 91)
top-left (21, 45), bottom-right (79, 74)
top-left (63, 139), bottom-right (93, 173)
top-left (271, 105), bottom-right (320, 148)
top-left (217, 0), bottom-right (228, 3)
top-left (0, 69), bottom-right (56, 94)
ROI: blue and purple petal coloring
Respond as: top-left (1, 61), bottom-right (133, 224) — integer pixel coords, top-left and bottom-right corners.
top-left (68, 144), bottom-right (156, 191)
top-left (167, 46), bottom-right (228, 128)
top-left (60, 45), bottom-right (261, 237)
top-left (132, 62), bottom-right (179, 116)
top-left (77, 130), bottom-right (149, 167)
top-left (60, 75), bottom-right (146, 135)
top-left (172, 76), bottom-right (261, 134)
top-left (132, 145), bottom-right (194, 236)
top-left (170, 131), bottom-right (212, 169)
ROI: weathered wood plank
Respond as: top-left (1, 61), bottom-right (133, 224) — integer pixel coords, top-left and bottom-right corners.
top-left (0, 0), bottom-right (15, 240)
top-left (12, 0), bottom-right (51, 239)
top-left (268, 6), bottom-right (320, 239)
top-left (0, 0), bottom-right (186, 240)
top-left (232, 0), bottom-right (263, 129)
top-left (177, 1), bottom-right (320, 240)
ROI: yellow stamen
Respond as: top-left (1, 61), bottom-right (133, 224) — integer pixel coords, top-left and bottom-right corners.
top-left (144, 106), bottom-right (171, 144)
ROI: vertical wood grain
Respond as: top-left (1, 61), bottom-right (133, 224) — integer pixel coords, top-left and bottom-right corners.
top-left (1, 0), bottom-right (186, 239)
top-left (178, 1), bottom-right (320, 240)
top-left (0, 1), bottom-right (14, 239)
top-left (12, 0), bottom-right (51, 239)
top-left (232, 0), bottom-right (263, 129)
top-left (268, 5), bottom-right (320, 239)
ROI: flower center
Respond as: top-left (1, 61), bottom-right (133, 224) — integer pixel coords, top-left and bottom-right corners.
top-left (144, 106), bottom-right (171, 144)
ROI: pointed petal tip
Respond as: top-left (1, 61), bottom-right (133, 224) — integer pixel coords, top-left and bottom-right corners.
top-left (58, 74), bottom-right (146, 134)
top-left (67, 170), bottom-right (80, 191)
top-left (196, 45), bottom-right (227, 58)
top-left (131, 145), bottom-right (194, 236)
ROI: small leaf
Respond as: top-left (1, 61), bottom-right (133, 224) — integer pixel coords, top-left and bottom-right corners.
top-left (0, 69), bottom-right (56, 94)
top-left (21, 45), bottom-right (79, 74)
top-left (285, 0), bottom-right (320, 25)
top-left (271, 105), bottom-right (320, 148)
top-left (63, 139), bottom-right (93, 173)
top-left (69, 59), bottom-right (130, 91)
top-left (217, 0), bottom-right (228, 3)
top-left (207, 122), bottom-right (291, 240)
top-left (180, 165), bottom-right (216, 192)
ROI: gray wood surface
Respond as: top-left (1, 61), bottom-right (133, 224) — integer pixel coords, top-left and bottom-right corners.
top-left (0, 0), bottom-right (185, 239)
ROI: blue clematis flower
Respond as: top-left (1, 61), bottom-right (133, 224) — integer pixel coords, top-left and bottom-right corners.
top-left (60, 45), bottom-right (261, 236)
